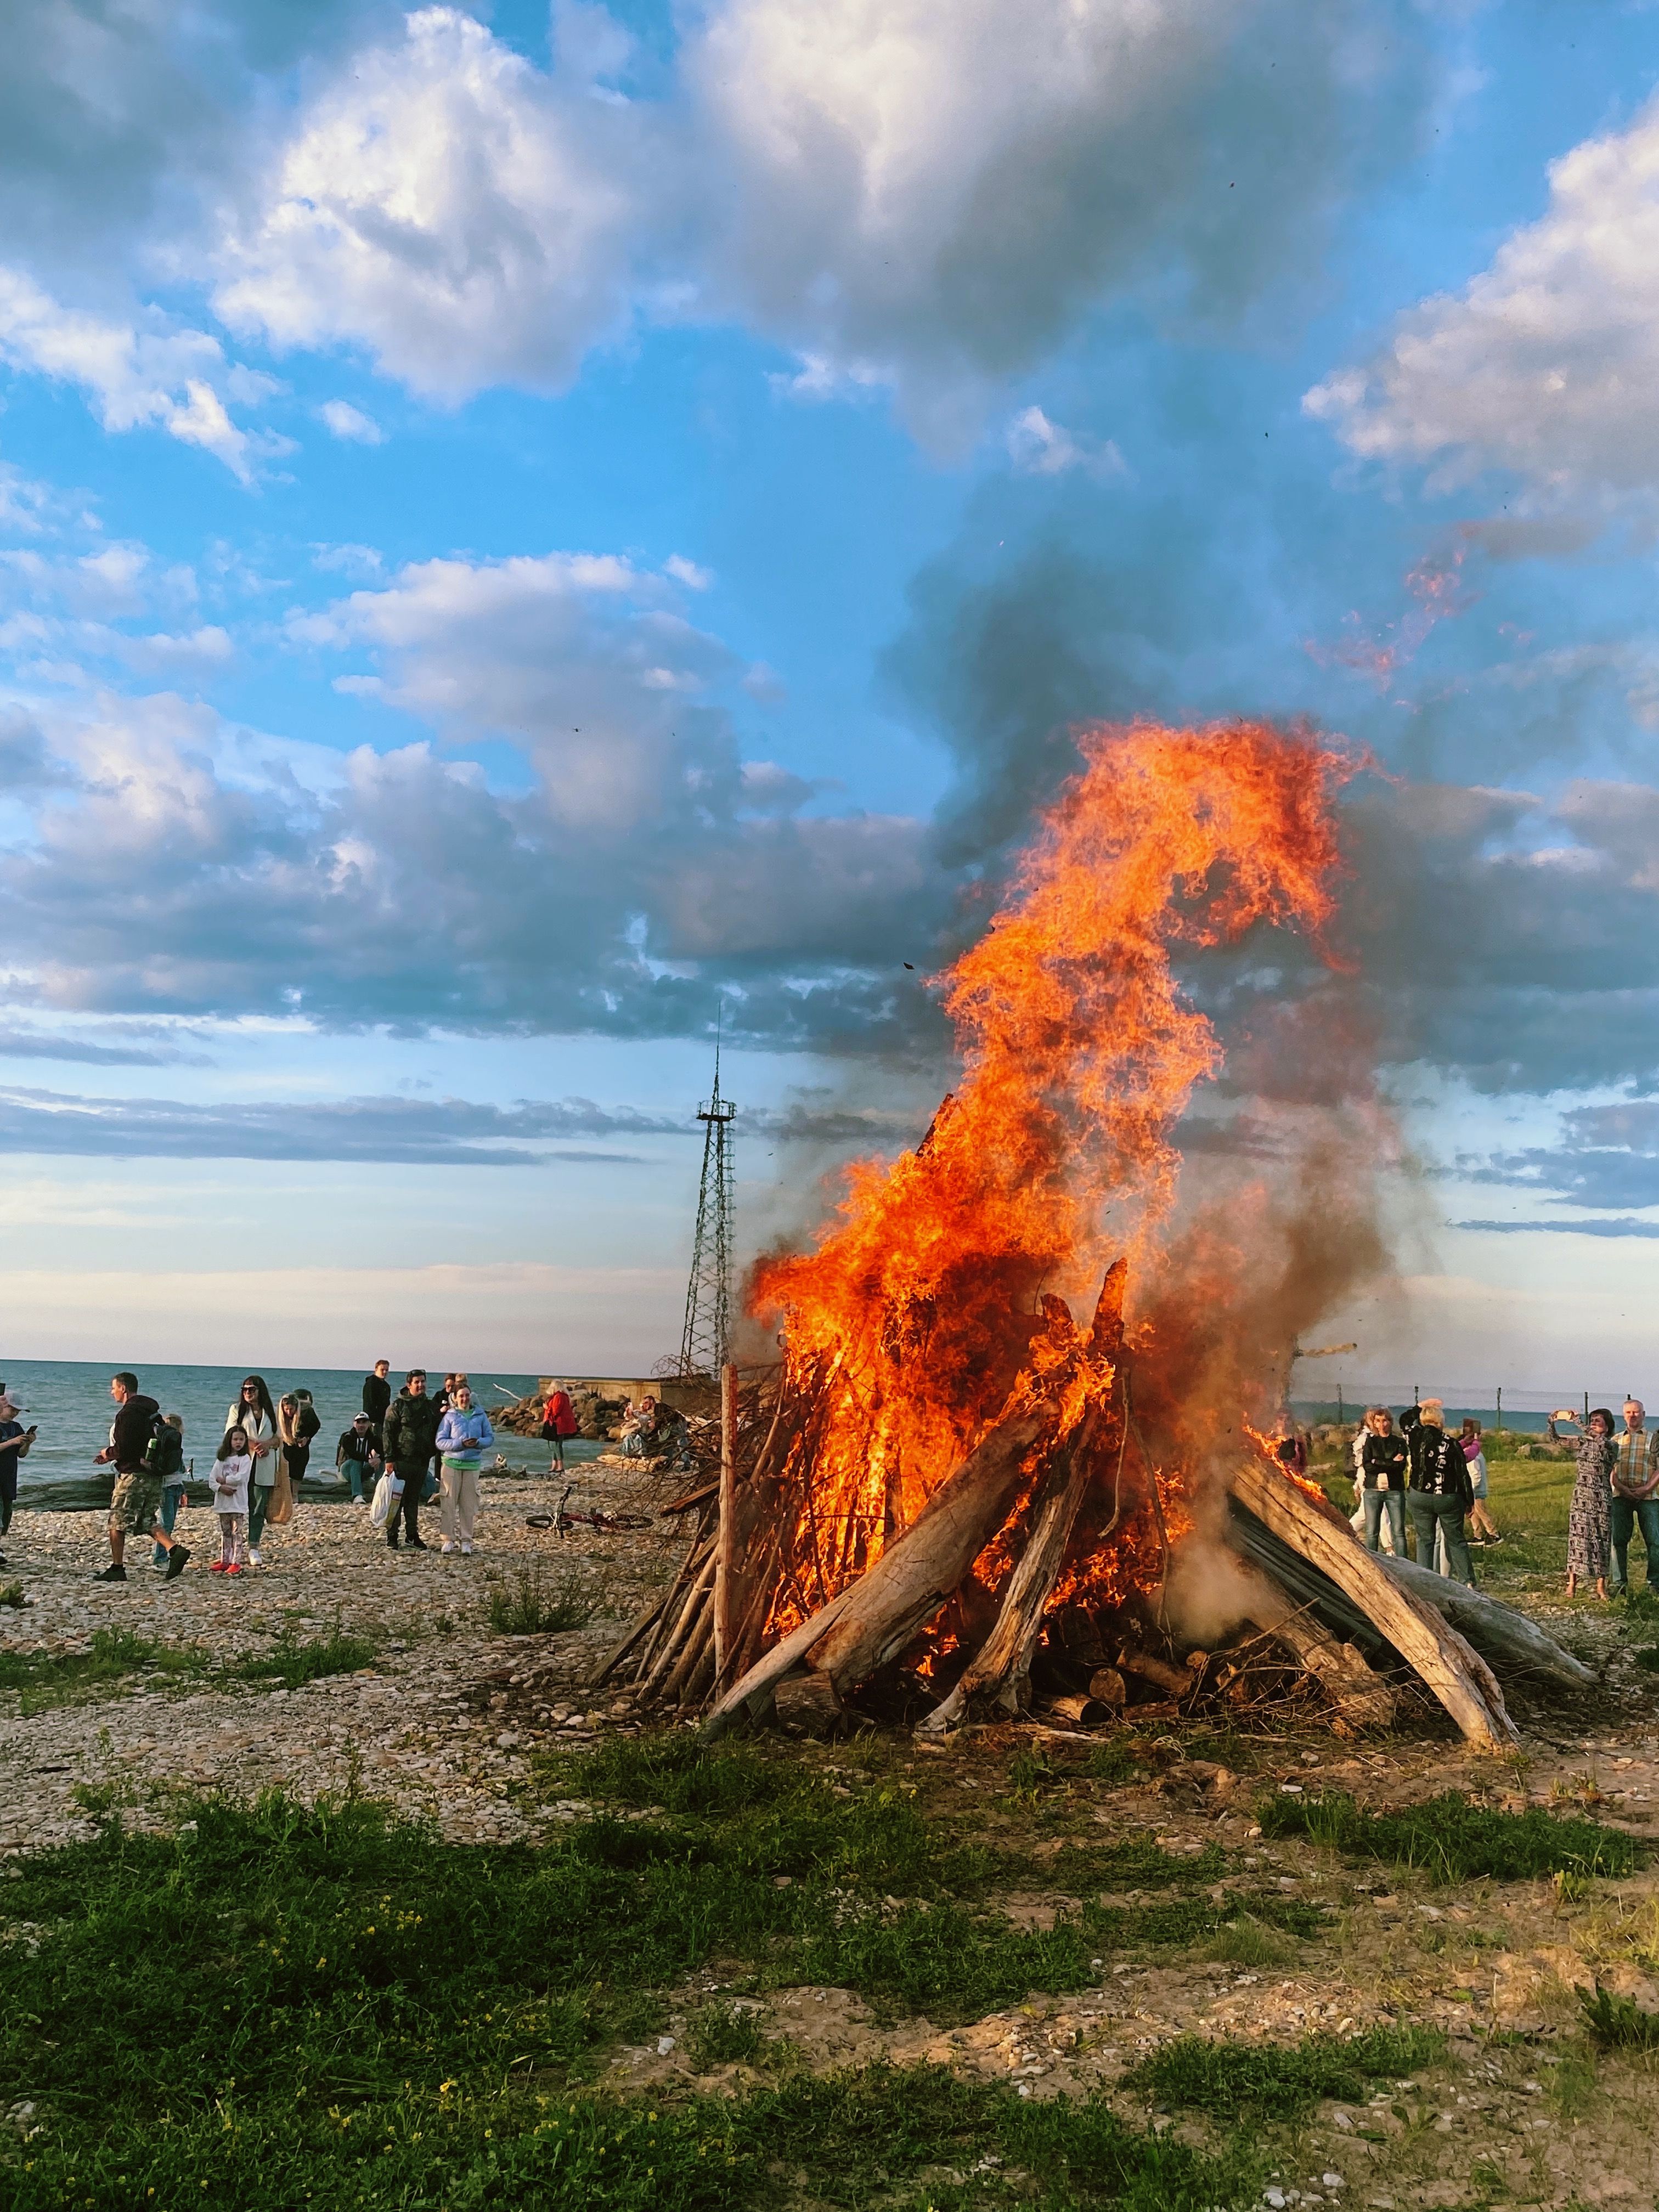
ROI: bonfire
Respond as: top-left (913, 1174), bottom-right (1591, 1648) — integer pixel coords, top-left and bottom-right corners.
top-left (594, 723), bottom-right (1589, 1746)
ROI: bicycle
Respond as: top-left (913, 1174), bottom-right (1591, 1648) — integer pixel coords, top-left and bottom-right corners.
top-left (526, 1485), bottom-right (651, 1538)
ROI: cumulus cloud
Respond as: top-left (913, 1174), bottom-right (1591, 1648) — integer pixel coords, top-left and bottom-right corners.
top-left (1306, 92), bottom-right (1659, 501)
top-left (317, 399), bottom-right (383, 444)
top-left (0, 266), bottom-right (275, 481)
top-left (215, 5), bottom-right (651, 400)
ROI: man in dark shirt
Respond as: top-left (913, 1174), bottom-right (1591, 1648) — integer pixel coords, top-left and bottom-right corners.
top-left (0, 1391), bottom-right (35, 1564)
top-left (1401, 1397), bottom-right (1475, 1586)
top-left (336, 1413), bottom-right (382, 1506)
top-left (382, 1370), bottom-right (442, 1551)
top-left (91, 1372), bottom-right (190, 1584)
top-left (1358, 1407), bottom-right (1408, 1556)
top-left (1611, 1398), bottom-right (1659, 1596)
top-left (362, 1361), bottom-right (392, 1453)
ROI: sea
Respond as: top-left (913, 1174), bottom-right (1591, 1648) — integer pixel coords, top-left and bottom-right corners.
top-left (2, 1361), bottom-right (600, 1509)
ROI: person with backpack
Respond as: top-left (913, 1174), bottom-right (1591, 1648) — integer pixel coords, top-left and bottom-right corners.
top-left (382, 1369), bottom-right (442, 1551)
top-left (151, 1412), bottom-right (188, 1570)
top-left (92, 1371), bottom-right (190, 1582)
top-left (1400, 1397), bottom-right (1476, 1586)
top-left (224, 1375), bottom-right (279, 1566)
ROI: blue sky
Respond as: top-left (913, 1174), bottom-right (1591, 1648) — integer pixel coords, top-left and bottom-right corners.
top-left (3, 1), bottom-right (1659, 1392)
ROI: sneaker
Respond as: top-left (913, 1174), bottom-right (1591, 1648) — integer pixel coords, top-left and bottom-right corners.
top-left (210, 1561), bottom-right (226, 1575)
top-left (407, 1538), bottom-right (428, 1551)
top-left (386, 1537), bottom-right (400, 1550)
top-left (93, 1563), bottom-right (127, 1582)
top-left (460, 1541), bottom-right (473, 1555)
top-left (164, 1544), bottom-right (190, 1580)
top-left (225, 1563), bottom-right (244, 1576)
top-left (248, 1548), bottom-right (263, 1567)
top-left (440, 1540), bottom-right (456, 1555)
top-left (352, 1495), bottom-right (368, 1509)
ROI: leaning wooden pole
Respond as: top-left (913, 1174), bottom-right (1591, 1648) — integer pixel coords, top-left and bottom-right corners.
top-left (1228, 1456), bottom-right (1518, 1751)
top-left (713, 1361), bottom-right (741, 1689)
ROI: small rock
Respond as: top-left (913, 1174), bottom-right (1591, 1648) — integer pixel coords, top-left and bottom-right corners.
top-left (656, 2035), bottom-right (676, 2056)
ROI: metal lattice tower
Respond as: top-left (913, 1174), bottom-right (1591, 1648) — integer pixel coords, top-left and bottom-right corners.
top-left (678, 1042), bottom-right (736, 1378)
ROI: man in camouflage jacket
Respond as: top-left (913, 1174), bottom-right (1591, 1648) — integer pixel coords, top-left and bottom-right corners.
top-left (382, 1370), bottom-right (442, 1551)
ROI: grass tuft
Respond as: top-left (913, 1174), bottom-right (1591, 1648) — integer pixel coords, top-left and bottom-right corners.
top-left (0, 1578), bottom-right (23, 1608)
top-left (684, 2000), bottom-right (766, 2070)
top-left (1259, 1788), bottom-right (1646, 1882)
top-left (485, 1561), bottom-right (597, 1635)
top-left (1580, 1987), bottom-right (1659, 2050)
top-left (1124, 2023), bottom-right (1442, 2121)
top-left (232, 1624), bottom-right (376, 1690)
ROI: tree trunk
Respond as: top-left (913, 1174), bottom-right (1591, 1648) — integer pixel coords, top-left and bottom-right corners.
top-left (1227, 1457), bottom-right (1517, 1750)
top-left (713, 1361), bottom-right (741, 1691)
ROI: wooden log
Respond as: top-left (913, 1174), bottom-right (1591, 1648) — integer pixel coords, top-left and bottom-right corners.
top-left (662, 1599), bottom-right (715, 1706)
top-left (916, 1262), bottom-right (1128, 1733)
top-left (1116, 1648), bottom-right (1196, 1699)
top-left (1046, 1692), bottom-right (1110, 1726)
top-left (714, 1361), bottom-right (742, 1690)
top-left (1376, 1552), bottom-right (1597, 1694)
top-left (1087, 1667), bottom-right (1127, 1707)
top-left (1228, 1457), bottom-right (1517, 1750)
top-left (1248, 1595), bottom-right (1397, 1731)
top-left (642, 1549), bottom-right (717, 1694)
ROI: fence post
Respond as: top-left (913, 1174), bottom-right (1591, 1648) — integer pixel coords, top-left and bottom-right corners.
top-left (1495, 1386), bottom-right (1502, 1435)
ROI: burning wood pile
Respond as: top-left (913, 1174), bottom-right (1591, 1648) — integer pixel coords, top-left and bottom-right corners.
top-left (595, 724), bottom-right (1590, 1745)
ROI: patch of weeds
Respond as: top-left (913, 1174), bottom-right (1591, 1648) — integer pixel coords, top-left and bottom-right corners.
top-left (69, 1779), bottom-right (130, 1818)
top-left (798, 1897), bottom-right (1096, 2025)
top-left (0, 1626), bottom-right (206, 1713)
top-left (1081, 1735), bottom-right (1140, 1785)
top-left (1004, 1743), bottom-right (1060, 1803)
top-left (231, 1623), bottom-right (376, 1690)
top-left (1631, 1645), bottom-right (1659, 1674)
top-left (1261, 1788), bottom-right (1646, 1882)
top-left (1124, 2023), bottom-right (1443, 2122)
top-left (1470, 2155), bottom-right (1509, 2195)
top-left (685, 2000), bottom-right (765, 2070)
top-left (1052, 1833), bottom-right (1224, 1890)
top-left (484, 1560), bottom-right (597, 1636)
top-left (1554, 1867), bottom-right (1592, 1906)
top-left (1201, 1913), bottom-right (1294, 1969)
top-left (1580, 1987), bottom-right (1659, 2052)
top-left (550, 1731), bottom-right (811, 1818)
top-left (1549, 2039), bottom-right (1601, 2119)
top-left (0, 1579), bottom-right (23, 1608)
top-left (1621, 1588), bottom-right (1659, 1623)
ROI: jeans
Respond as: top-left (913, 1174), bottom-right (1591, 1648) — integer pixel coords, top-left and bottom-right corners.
top-left (152, 1481), bottom-right (184, 1566)
top-left (1611, 1495), bottom-right (1659, 1591)
top-left (387, 1467), bottom-right (423, 1547)
top-left (248, 1481), bottom-right (273, 1551)
top-left (1405, 1490), bottom-right (1475, 1586)
top-left (1362, 1486), bottom-right (1406, 1555)
top-left (341, 1455), bottom-right (375, 1502)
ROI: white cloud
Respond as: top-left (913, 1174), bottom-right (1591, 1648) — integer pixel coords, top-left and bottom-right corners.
top-left (317, 399), bottom-right (385, 444)
top-left (1305, 93), bottom-right (1659, 499)
top-left (215, 5), bottom-right (650, 400)
top-left (0, 266), bottom-right (270, 482)
top-left (664, 554), bottom-right (713, 590)
top-left (1005, 404), bottom-right (1125, 480)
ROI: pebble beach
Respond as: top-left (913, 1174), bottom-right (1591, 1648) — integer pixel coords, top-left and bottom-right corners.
top-left (0, 1458), bottom-right (687, 1854)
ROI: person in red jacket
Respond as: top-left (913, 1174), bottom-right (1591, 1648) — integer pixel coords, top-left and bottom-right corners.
top-left (541, 1385), bottom-right (578, 1472)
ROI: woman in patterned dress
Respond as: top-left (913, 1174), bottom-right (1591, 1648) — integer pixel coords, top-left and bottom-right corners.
top-left (1558, 1407), bottom-right (1617, 1601)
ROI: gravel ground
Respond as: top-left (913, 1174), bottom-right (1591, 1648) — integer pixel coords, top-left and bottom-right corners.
top-left (0, 1458), bottom-right (691, 1852)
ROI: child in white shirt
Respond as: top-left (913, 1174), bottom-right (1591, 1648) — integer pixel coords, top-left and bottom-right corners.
top-left (210, 1427), bottom-right (253, 1575)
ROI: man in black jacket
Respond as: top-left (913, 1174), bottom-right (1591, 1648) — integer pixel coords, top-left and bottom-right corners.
top-left (382, 1369), bottom-right (441, 1551)
top-left (92, 1372), bottom-right (190, 1584)
top-left (362, 1360), bottom-right (392, 1453)
top-left (1401, 1397), bottom-right (1475, 1587)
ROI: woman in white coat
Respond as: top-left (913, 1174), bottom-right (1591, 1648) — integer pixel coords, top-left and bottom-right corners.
top-left (225, 1375), bottom-right (279, 1566)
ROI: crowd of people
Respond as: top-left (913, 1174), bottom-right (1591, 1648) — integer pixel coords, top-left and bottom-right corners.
top-left (63, 1365), bottom-right (592, 1581)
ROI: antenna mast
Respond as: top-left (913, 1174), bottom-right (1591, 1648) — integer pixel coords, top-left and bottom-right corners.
top-left (679, 1028), bottom-right (736, 1378)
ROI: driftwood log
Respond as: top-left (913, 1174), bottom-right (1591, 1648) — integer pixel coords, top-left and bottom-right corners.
top-left (1378, 1551), bottom-right (1597, 1694)
top-left (1227, 1456), bottom-right (1519, 1751)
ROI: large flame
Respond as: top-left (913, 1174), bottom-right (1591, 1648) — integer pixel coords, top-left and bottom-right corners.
top-left (751, 720), bottom-right (1353, 1618)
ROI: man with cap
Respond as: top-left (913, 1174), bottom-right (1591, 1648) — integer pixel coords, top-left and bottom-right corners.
top-left (1400, 1397), bottom-right (1475, 1587)
top-left (1611, 1398), bottom-right (1659, 1597)
top-left (336, 1412), bottom-right (383, 1507)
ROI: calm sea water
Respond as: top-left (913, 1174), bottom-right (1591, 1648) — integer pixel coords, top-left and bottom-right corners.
top-left (3, 1360), bottom-right (554, 1500)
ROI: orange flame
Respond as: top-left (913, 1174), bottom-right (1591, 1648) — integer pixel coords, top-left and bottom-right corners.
top-left (752, 720), bottom-right (1353, 1627)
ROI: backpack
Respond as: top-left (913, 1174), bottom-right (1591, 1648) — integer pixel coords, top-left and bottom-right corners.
top-left (143, 1416), bottom-right (185, 1483)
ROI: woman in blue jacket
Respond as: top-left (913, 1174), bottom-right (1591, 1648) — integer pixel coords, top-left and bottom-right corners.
top-left (433, 1383), bottom-right (494, 1555)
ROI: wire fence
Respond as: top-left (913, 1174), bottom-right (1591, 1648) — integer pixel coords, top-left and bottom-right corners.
top-left (1291, 1383), bottom-right (1646, 1431)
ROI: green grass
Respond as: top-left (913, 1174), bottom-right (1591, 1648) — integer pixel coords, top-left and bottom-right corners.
top-left (0, 1578), bottom-right (23, 1608)
top-left (1124, 2024), bottom-right (1443, 2121)
top-left (684, 2000), bottom-right (765, 2070)
top-left (230, 1624), bottom-right (377, 1690)
top-left (1259, 1788), bottom-right (1646, 1882)
top-left (1579, 1988), bottom-right (1659, 2051)
top-left (0, 1625), bottom-right (208, 1713)
top-left (486, 1562), bottom-right (599, 1635)
top-left (0, 1785), bottom-right (1260, 2210)
top-left (2, 2060), bottom-right (1257, 2211)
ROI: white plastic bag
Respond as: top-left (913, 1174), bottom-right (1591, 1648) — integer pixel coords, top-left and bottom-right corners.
top-left (369, 1472), bottom-right (395, 1529)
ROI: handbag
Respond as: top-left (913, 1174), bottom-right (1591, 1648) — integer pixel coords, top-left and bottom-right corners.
top-left (267, 1465), bottom-right (295, 1526)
